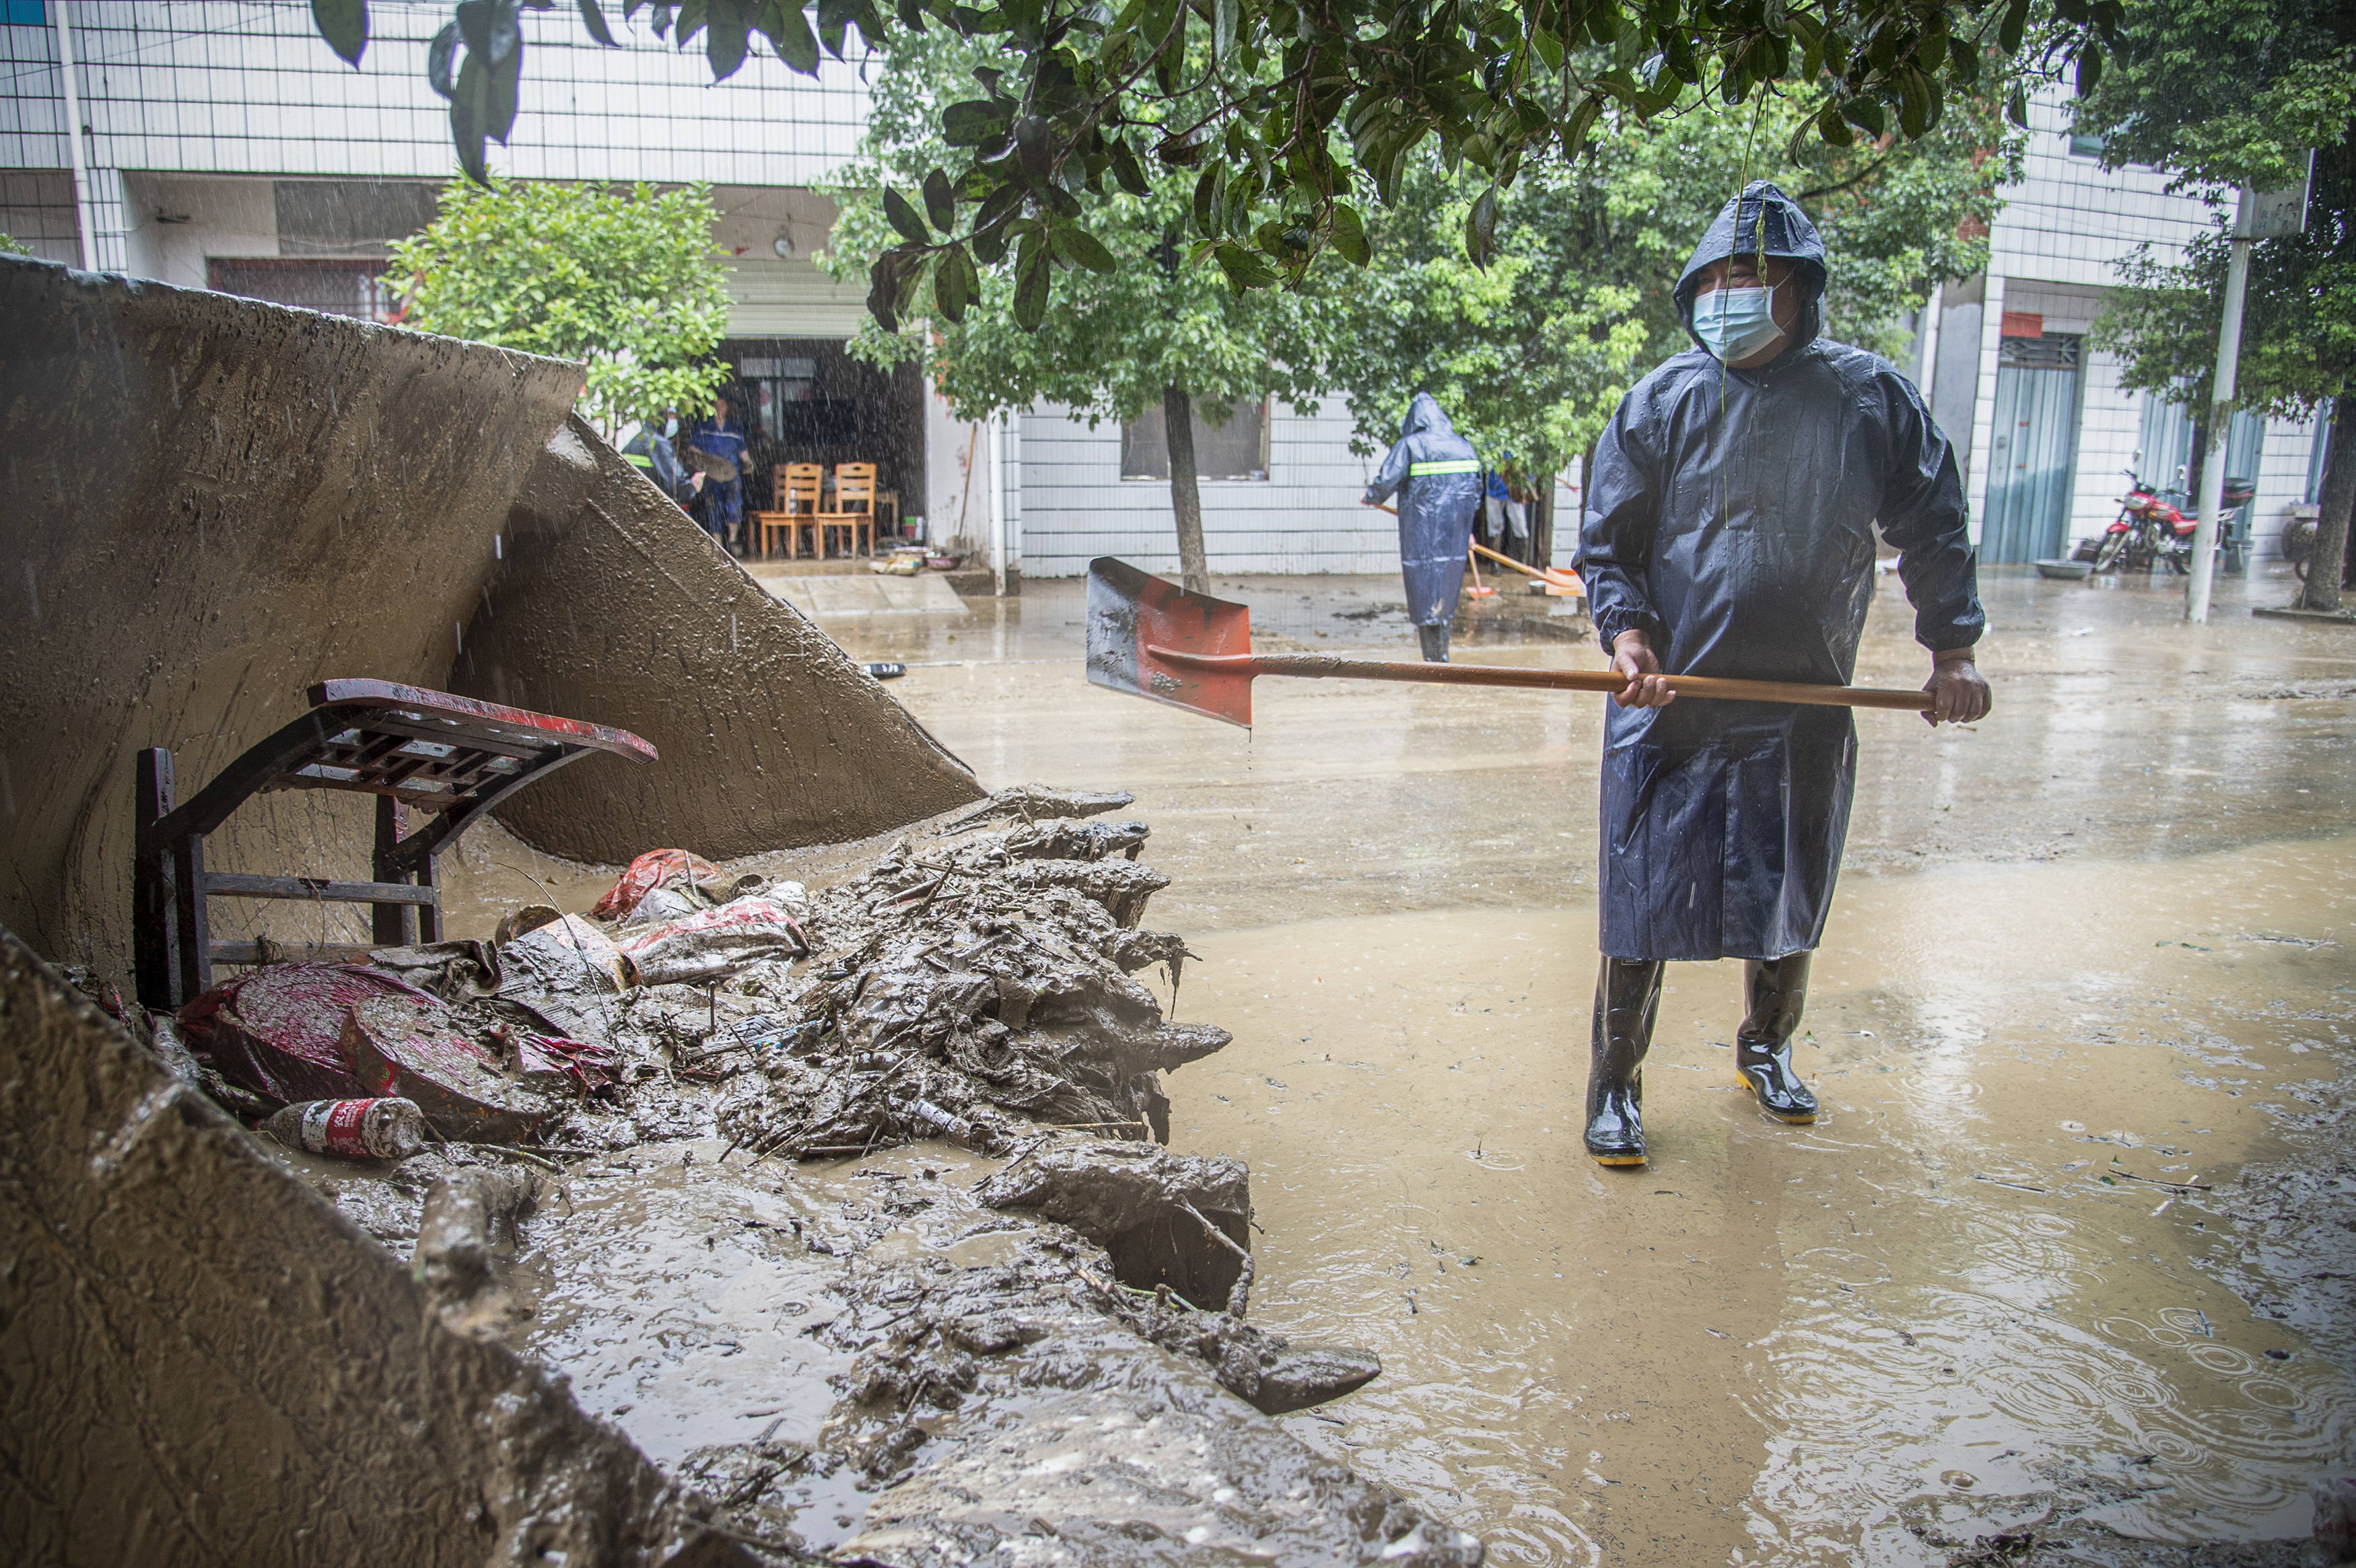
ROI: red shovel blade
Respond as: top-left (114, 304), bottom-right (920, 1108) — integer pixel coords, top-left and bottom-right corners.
top-left (1086, 557), bottom-right (1256, 727)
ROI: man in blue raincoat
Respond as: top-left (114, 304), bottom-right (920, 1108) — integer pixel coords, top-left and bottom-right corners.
top-left (1575, 181), bottom-right (1990, 1168)
top-left (1363, 393), bottom-right (1482, 662)
top-left (687, 392), bottom-right (750, 553)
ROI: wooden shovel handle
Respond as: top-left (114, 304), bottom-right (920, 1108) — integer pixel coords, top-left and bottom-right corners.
top-left (1146, 648), bottom-right (1934, 712)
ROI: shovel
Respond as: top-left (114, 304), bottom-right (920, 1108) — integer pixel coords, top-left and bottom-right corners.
top-left (1085, 556), bottom-right (1935, 729)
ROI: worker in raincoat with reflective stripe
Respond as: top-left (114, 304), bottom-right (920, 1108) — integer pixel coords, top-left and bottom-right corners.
top-left (1363, 392), bottom-right (1482, 662)
top-left (1574, 181), bottom-right (1991, 1168)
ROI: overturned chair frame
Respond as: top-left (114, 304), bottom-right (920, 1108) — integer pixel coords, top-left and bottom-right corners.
top-left (134, 678), bottom-right (656, 1011)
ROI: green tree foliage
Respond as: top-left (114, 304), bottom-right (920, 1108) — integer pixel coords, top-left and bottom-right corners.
top-left (1321, 80), bottom-right (2017, 483)
top-left (386, 178), bottom-right (732, 437)
top-left (308, 0), bottom-right (2110, 319)
top-left (2075, 0), bottom-right (2356, 604)
top-left (829, 30), bottom-right (1336, 588)
top-left (0, 234), bottom-right (30, 256)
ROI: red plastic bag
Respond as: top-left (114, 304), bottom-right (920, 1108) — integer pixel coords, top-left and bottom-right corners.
top-left (178, 964), bottom-right (429, 1104)
top-left (615, 898), bottom-right (808, 987)
top-left (590, 849), bottom-right (722, 921)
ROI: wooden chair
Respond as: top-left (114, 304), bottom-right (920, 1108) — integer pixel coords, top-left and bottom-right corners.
top-left (757, 463), bottom-right (823, 559)
top-left (821, 462), bottom-right (878, 557)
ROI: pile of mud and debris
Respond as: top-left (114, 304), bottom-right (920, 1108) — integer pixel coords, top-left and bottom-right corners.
top-left (69, 785), bottom-right (1481, 1565)
top-left (100, 783), bottom-right (1224, 1168)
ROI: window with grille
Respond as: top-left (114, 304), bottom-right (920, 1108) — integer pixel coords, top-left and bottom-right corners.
top-left (207, 258), bottom-right (400, 322)
top-left (1121, 397), bottom-right (1270, 480)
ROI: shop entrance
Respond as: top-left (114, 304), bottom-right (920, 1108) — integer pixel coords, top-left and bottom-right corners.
top-left (716, 338), bottom-right (926, 553)
top-left (1981, 331), bottom-right (2084, 563)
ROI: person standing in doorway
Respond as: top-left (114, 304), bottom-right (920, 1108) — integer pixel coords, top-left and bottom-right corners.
top-left (1574, 180), bottom-right (1990, 1168)
top-left (1363, 392), bottom-right (1482, 662)
top-left (621, 408), bottom-right (688, 507)
top-left (687, 392), bottom-right (749, 553)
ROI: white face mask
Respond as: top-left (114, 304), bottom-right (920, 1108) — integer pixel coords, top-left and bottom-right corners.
top-left (663, 417), bottom-right (679, 439)
top-left (1693, 280), bottom-right (1785, 363)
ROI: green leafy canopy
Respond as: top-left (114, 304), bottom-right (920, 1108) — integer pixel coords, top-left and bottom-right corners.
top-left (386, 178), bottom-right (734, 436)
top-left (2076, 0), bottom-right (2356, 420)
top-left (309, 0), bottom-right (2112, 328)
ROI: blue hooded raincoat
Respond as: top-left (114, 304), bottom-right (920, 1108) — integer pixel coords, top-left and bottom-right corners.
top-left (1364, 393), bottom-right (1482, 627)
top-left (1578, 181), bottom-right (1984, 962)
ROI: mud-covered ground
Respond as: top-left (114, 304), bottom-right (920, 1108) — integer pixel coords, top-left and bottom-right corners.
top-left (616, 561), bottom-right (2351, 1568)
top-left (231, 792), bottom-right (1484, 1565)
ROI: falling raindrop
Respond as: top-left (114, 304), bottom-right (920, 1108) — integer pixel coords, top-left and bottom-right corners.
top-left (454, 621), bottom-right (464, 655)
top-left (494, 534), bottom-right (503, 560)
top-left (731, 612), bottom-right (738, 653)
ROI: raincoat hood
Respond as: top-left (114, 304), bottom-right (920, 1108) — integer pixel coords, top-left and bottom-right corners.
top-left (1399, 392), bottom-right (1455, 440)
top-left (1673, 181), bottom-right (1828, 355)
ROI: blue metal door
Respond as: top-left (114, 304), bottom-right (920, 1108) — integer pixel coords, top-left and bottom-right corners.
top-left (1981, 334), bottom-right (2083, 563)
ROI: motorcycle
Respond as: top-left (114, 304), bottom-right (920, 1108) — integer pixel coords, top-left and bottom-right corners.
top-left (2075, 466), bottom-right (2254, 573)
top-left (2282, 511), bottom-right (2356, 589)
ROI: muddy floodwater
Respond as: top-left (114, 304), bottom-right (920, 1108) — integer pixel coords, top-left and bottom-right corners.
top-left (439, 564), bottom-right (2355, 1565)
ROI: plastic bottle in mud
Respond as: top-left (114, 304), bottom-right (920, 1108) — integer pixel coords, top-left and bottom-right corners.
top-left (258, 1097), bottom-right (427, 1160)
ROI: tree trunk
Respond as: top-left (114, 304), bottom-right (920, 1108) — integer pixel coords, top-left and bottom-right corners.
top-left (1165, 384), bottom-right (1210, 594)
top-left (2306, 393), bottom-right (2355, 612)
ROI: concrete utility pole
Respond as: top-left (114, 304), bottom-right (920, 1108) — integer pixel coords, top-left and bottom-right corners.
top-left (987, 417), bottom-right (1007, 598)
top-left (51, 0), bottom-right (97, 269)
top-left (2188, 155), bottom-right (2312, 625)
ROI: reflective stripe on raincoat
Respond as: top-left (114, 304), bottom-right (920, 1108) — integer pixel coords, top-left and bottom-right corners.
top-left (1364, 393), bottom-right (1482, 627)
top-left (1577, 181), bottom-right (1984, 962)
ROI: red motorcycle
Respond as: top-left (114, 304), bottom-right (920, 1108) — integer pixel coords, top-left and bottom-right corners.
top-left (2077, 467), bottom-right (2254, 573)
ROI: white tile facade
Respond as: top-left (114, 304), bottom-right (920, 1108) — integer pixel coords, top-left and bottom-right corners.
top-left (3, 1), bottom-right (867, 183)
top-left (1012, 398), bottom-right (1395, 579)
top-left (1947, 87), bottom-right (2323, 560)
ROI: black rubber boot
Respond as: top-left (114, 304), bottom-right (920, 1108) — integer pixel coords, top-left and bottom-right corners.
top-left (1418, 622), bottom-right (1451, 663)
top-left (1735, 953), bottom-right (1819, 1123)
top-left (1585, 957), bottom-right (1662, 1166)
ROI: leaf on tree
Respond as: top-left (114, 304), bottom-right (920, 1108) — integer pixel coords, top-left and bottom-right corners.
top-left (576, 0), bottom-right (618, 46)
top-left (1464, 184), bottom-right (1500, 270)
top-left (426, 22), bottom-right (460, 97)
top-left (1012, 237), bottom-right (1050, 330)
top-left (1212, 243), bottom-right (1276, 290)
top-left (817, 0), bottom-right (856, 54)
top-left (934, 242), bottom-right (977, 322)
top-left (867, 251), bottom-right (903, 331)
top-left (1999, 0), bottom-right (2031, 55)
top-left (707, 0), bottom-right (753, 77)
top-left (942, 98), bottom-right (1012, 145)
top-left (311, 0), bottom-right (368, 65)
top-left (1110, 139), bottom-right (1151, 196)
top-left (923, 168), bottom-right (957, 231)
top-left (885, 187), bottom-right (932, 242)
top-left (1328, 201), bottom-right (1370, 266)
top-left (1051, 225), bottom-right (1117, 272)
top-left (2074, 44), bottom-right (2102, 95)
top-left (759, 0), bottom-right (820, 71)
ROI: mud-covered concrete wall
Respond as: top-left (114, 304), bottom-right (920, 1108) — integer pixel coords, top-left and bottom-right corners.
top-left (0, 925), bottom-right (748, 1567)
top-left (0, 256), bottom-right (981, 983)
top-left (452, 416), bottom-right (984, 863)
top-left (0, 257), bottom-right (583, 976)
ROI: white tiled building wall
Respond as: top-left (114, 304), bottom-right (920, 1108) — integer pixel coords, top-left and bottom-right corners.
top-left (1950, 87), bottom-right (2324, 559)
top-left (1013, 400), bottom-right (1395, 578)
top-left (1, 1), bottom-right (867, 181)
top-left (3, 0), bottom-right (866, 282)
